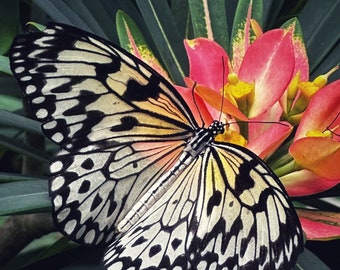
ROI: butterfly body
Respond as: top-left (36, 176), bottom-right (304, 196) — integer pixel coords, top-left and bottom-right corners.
top-left (10, 23), bottom-right (303, 269)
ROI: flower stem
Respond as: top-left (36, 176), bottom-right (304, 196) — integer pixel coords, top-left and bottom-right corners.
top-left (273, 159), bottom-right (299, 177)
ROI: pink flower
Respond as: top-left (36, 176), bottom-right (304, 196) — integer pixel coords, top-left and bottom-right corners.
top-left (175, 29), bottom-right (295, 159)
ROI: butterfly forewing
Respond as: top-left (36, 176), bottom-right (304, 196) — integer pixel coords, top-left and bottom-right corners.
top-left (10, 23), bottom-right (197, 245)
top-left (10, 23), bottom-right (303, 268)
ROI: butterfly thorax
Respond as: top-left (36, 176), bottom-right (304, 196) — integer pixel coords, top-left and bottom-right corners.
top-left (185, 120), bottom-right (225, 157)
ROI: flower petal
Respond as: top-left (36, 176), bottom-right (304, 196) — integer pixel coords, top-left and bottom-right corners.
top-left (184, 38), bottom-right (231, 90)
top-left (294, 80), bottom-right (340, 141)
top-left (290, 137), bottom-right (340, 179)
top-left (238, 29), bottom-right (294, 118)
top-left (174, 85), bottom-right (213, 127)
top-left (282, 18), bottom-right (309, 81)
top-left (280, 170), bottom-right (339, 197)
top-left (248, 101), bottom-right (283, 141)
top-left (189, 85), bottom-right (248, 121)
top-left (297, 209), bottom-right (340, 240)
top-left (247, 121), bottom-right (293, 159)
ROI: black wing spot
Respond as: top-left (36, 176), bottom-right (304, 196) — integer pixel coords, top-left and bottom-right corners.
top-left (207, 190), bottom-right (222, 216)
top-left (107, 198), bottom-right (117, 217)
top-left (149, 244), bottom-right (162, 257)
top-left (234, 162), bottom-right (255, 195)
top-left (95, 61), bottom-right (121, 81)
top-left (132, 236), bottom-right (148, 247)
top-left (123, 74), bottom-right (160, 101)
top-left (36, 64), bottom-right (57, 73)
top-left (81, 158), bottom-right (94, 170)
top-left (110, 116), bottom-right (139, 132)
top-left (171, 238), bottom-right (182, 250)
top-left (78, 180), bottom-right (91, 194)
top-left (90, 193), bottom-right (103, 211)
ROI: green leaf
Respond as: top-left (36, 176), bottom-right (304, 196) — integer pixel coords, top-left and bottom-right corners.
top-left (295, 248), bottom-right (331, 270)
top-left (0, 180), bottom-right (50, 215)
top-left (116, 10), bottom-right (147, 48)
top-left (230, 0), bottom-right (264, 70)
top-left (32, 0), bottom-right (95, 33)
top-left (0, 172), bottom-right (45, 183)
top-left (0, 0), bottom-right (19, 55)
top-left (136, 0), bottom-right (188, 85)
top-left (0, 95), bottom-right (22, 111)
top-left (169, 0), bottom-right (190, 38)
top-left (116, 10), bottom-right (171, 81)
top-left (0, 109), bottom-right (42, 134)
top-left (299, 0), bottom-right (340, 81)
top-left (188, 0), bottom-right (229, 51)
top-left (231, 0), bottom-right (264, 40)
top-left (0, 133), bottom-right (49, 162)
top-left (26, 22), bottom-right (46, 31)
top-left (0, 55), bottom-right (11, 75)
top-left (20, 237), bottom-right (78, 268)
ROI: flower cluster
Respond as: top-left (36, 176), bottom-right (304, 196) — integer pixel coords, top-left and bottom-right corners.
top-left (172, 20), bottom-right (340, 240)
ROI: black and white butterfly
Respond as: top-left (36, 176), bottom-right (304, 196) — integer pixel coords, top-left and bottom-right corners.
top-left (10, 23), bottom-right (303, 269)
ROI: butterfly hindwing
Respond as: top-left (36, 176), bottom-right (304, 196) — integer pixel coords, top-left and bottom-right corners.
top-left (10, 23), bottom-right (197, 245)
top-left (103, 143), bottom-right (303, 269)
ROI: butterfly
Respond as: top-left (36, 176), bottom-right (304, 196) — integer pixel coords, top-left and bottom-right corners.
top-left (10, 23), bottom-right (303, 269)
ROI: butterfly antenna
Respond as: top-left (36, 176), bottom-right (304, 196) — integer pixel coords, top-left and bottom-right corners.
top-left (191, 81), bottom-right (205, 127)
top-left (323, 112), bottom-right (340, 136)
top-left (229, 120), bottom-right (290, 127)
top-left (219, 56), bottom-right (226, 123)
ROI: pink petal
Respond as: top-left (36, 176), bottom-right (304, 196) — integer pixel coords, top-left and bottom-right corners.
top-left (248, 101), bottom-right (283, 141)
top-left (294, 80), bottom-right (340, 141)
top-left (247, 120), bottom-right (293, 159)
top-left (239, 29), bottom-right (295, 118)
top-left (283, 20), bottom-right (309, 81)
top-left (184, 38), bottom-right (231, 91)
top-left (280, 170), bottom-right (339, 197)
top-left (297, 209), bottom-right (340, 240)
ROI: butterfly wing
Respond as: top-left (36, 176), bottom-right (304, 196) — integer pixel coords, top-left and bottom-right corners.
top-left (189, 143), bottom-right (303, 269)
top-left (10, 23), bottom-right (198, 245)
top-left (103, 143), bottom-right (303, 269)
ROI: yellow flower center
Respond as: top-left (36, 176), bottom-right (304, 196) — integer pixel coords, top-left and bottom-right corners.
top-left (285, 66), bottom-right (339, 124)
top-left (215, 128), bottom-right (248, 146)
top-left (222, 73), bottom-right (254, 116)
top-left (306, 124), bottom-right (339, 139)
top-left (306, 129), bottom-right (333, 138)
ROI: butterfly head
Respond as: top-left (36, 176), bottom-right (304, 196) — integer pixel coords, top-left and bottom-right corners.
top-left (208, 120), bottom-right (225, 136)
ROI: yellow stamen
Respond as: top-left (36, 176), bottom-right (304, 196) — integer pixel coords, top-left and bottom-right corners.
top-left (287, 71), bottom-right (300, 100)
top-left (306, 129), bottom-right (332, 138)
top-left (313, 66), bottom-right (339, 88)
top-left (288, 66), bottom-right (339, 119)
top-left (223, 73), bottom-right (254, 115)
top-left (250, 19), bottom-right (263, 38)
top-left (286, 71), bottom-right (300, 113)
top-left (215, 129), bottom-right (248, 147)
